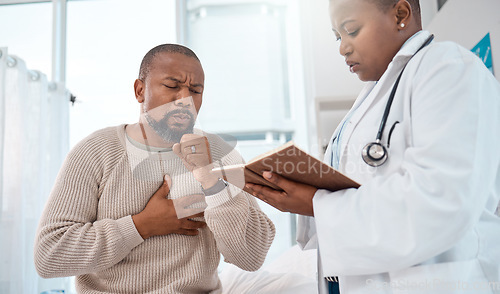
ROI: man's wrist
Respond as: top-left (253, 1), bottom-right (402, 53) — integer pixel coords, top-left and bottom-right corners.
top-left (131, 214), bottom-right (150, 239)
top-left (200, 174), bottom-right (219, 189)
top-left (202, 178), bottom-right (227, 195)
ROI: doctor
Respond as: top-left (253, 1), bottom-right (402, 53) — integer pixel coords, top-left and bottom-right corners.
top-left (246, 0), bottom-right (500, 293)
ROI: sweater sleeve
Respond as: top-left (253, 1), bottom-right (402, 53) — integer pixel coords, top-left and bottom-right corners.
top-left (203, 135), bottom-right (276, 271)
top-left (34, 129), bottom-right (144, 278)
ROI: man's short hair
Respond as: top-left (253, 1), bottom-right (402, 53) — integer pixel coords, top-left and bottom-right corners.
top-left (138, 44), bottom-right (200, 80)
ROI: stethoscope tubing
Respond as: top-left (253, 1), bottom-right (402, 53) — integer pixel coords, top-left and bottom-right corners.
top-left (375, 34), bottom-right (435, 142)
top-left (363, 34), bottom-right (435, 166)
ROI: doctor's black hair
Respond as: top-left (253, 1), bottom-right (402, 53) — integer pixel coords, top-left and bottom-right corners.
top-left (367, 0), bottom-right (421, 27)
top-left (330, 0), bottom-right (422, 27)
top-left (138, 44), bottom-right (200, 80)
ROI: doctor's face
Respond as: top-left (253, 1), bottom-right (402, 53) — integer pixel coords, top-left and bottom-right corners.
top-left (329, 0), bottom-right (405, 81)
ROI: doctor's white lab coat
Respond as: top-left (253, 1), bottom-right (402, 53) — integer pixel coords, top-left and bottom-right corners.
top-left (297, 31), bottom-right (500, 294)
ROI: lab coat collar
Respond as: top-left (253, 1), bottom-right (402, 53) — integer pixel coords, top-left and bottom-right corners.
top-left (393, 30), bottom-right (431, 62)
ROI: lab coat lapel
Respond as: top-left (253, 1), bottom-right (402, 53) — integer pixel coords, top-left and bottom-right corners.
top-left (322, 84), bottom-right (374, 167)
top-left (336, 81), bottom-right (377, 166)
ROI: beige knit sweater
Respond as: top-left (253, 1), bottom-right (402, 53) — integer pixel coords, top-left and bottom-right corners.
top-left (34, 125), bottom-right (275, 293)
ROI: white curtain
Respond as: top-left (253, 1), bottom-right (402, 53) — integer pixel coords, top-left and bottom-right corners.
top-left (0, 47), bottom-right (72, 294)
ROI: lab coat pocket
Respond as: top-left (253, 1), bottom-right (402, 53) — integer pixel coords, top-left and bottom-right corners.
top-left (388, 259), bottom-right (493, 294)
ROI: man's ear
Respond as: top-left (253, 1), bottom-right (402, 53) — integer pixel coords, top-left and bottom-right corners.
top-left (394, 0), bottom-right (412, 29)
top-left (134, 79), bottom-right (145, 103)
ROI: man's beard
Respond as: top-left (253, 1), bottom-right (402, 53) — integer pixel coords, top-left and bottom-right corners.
top-left (144, 108), bottom-right (195, 143)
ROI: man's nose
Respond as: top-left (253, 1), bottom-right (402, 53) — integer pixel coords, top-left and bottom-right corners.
top-left (175, 87), bottom-right (191, 101)
top-left (174, 96), bottom-right (192, 108)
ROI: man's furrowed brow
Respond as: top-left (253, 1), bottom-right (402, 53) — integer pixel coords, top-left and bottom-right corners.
top-left (163, 76), bottom-right (181, 83)
top-left (163, 77), bottom-right (202, 86)
top-left (191, 83), bottom-right (204, 89)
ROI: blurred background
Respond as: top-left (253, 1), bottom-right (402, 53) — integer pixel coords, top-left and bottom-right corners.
top-left (1, 0), bottom-right (499, 292)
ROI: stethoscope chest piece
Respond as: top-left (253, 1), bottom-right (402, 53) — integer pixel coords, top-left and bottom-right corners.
top-left (362, 140), bottom-right (388, 167)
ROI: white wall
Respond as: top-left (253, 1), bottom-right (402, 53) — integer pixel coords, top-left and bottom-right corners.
top-left (299, 0), bottom-right (365, 100)
top-left (426, 0), bottom-right (500, 82)
top-left (420, 0), bottom-right (439, 29)
top-left (297, 0), bottom-right (364, 156)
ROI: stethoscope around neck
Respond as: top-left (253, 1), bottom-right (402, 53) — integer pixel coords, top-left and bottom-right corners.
top-left (362, 34), bottom-right (434, 167)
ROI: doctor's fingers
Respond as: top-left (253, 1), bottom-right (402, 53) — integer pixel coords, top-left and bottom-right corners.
top-left (246, 183), bottom-right (289, 212)
top-left (261, 171), bottom-right (299, 193)
top-left (256, 172), bottom-right (316, 216)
